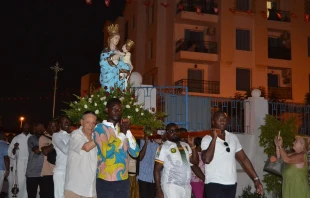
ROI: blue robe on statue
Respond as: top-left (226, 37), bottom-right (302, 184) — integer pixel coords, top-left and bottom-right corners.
top-left (99, 48), bottom-right (131, 91)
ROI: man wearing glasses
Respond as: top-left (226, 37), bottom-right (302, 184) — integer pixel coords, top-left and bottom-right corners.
top-left (201, 111), bottom-right (263, 198)
top-left (154, 123), bottom-right (199, 198)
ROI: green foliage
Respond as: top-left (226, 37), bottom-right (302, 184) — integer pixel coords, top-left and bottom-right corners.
top-left (238, 185), bottom-right (267, 198)
top-left (259, 115), bottom-right (296, 157)
top-left (62, 85), bottom-right (167, 135)
top-left (258, 114), bottom-right (297, 197)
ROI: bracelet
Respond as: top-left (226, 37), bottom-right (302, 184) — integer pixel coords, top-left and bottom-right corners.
top-left (253, 177), bottom-right (260, 181)
top-left (191, 146), bottom-right (196, 149)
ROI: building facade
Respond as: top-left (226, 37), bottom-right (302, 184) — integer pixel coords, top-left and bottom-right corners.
top-left (103, 0), bottom-right (310, 103)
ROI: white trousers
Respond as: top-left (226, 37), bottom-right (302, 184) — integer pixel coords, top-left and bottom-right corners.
top-left (0, 170), bottom-right (5, 194)
top-left (8, 158), bottom-right (28, 198)
top-left (162, 183), bottom-right (192, 198)
top-left (54, 170), bottom-right (66, 198)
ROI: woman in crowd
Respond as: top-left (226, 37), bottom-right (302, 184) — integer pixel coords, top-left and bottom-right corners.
top-left (274, 135), bottom-right (310, 198)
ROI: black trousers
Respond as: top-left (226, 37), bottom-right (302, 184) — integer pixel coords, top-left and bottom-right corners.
top-left (204, 183), bottom-right (237, 198)
top-left (96, 178), bottom-right (130, 198)
top-left (138, 180), bottom-right (156, 198)
top-left (26, 177), bottom-right (42, 198)
top-left (41, 175), bottom-right (54, 198)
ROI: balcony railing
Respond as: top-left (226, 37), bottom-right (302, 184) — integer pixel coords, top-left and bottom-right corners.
top-left (176, 1), bottom-right (218, 15)
top-left (175, 79), bottom-right (220, 94)
top-left (176, 39), bottom-right (217, 54)
top-left (268, 87), bottom-right (292, 100)
top-left (268, 9), bottom-right (291, 22)
top-left (268, 47), bottom-right (291, 60)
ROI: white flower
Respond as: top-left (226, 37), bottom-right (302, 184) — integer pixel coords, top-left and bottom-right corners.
top-left (78, 108), bottom-right (81, 111)
top-left (131, 97), bottom-right (134, 100)
top-left (104, 102), bottom-right (107, 106)
top-left (74, 101), bottom-right (77, 104)
top-left (127, 116), bottom-right (131, 119)
top-left (134, 102), bottom-right (137, 105)
top-left (100, 96), bottom-right (106, 101)
top-left (97, 95), bottom-right (100, 97)
top-left (88, 99), bottom-right (92, 103)
top-left (126, 105), bottom-right (130, 108)
top-left (135, 108), bottom-right (139, 112)
top-left (141, 113), bottom-right (144, 116)
top-left (95, 110), bottom-right (99, 114)
top-left (91, 95), bottom-right (94, 98)
top-left (84, 104), bottom-right (88, 109)
top-left (94, 103), bottom-right (97, 106)
top-left (119, 97), bottom-right (124, 101)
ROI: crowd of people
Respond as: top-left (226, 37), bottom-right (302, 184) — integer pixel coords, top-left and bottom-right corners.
top-left (1, 97), bottom-right (309, 198)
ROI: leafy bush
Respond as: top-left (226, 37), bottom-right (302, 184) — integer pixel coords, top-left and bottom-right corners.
top-left (63, 85), bottom-right (167, 135)
top-left (238, 185), bottom-right (267, 198)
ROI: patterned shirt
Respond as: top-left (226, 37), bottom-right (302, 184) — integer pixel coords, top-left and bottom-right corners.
top-left (94, 121), bottom-right (140, 181)
top-left (137, 140), bottom-right (159, 183)
top-left (0, 140), bottom-right (9, 170)
top-left (26, 135), bottom-right (44, 177)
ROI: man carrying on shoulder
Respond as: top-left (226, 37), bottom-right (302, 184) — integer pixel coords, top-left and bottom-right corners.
top-left (154, 123), bottom-right (198, 198)
top-left (52, 115), bottom-right (71, 198)
top-left (65, 111), bottom-right (97, 198)
top-left (94, 98), bottom-right (140, 198)
top-left (201, 111), bottom-right (263, 198)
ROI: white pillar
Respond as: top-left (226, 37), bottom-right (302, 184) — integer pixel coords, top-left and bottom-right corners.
top-left (236, 89), bottom-right (270, 197)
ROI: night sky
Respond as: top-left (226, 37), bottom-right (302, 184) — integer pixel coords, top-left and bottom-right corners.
top-left (1, 0), bottom-right (126, 131)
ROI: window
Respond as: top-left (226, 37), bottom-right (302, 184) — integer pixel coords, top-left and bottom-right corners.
top-left (132, 15), bottom-right (135, 29)
top-left (236, 0), bottom-right (250, 11)
top-left (307, 0), bottom-right (310, 14)
top-left (268, 73), bottom-right (279, 87)
top-left (267, 0), bottom-right (278, 17)
top-left (236, 29), bottom-right (251, 51)
top-left (308, 37), bottom-right (310, 57)
top-left (124, 21), bottom-right (129, 41)
top-left (148, 5), bottom-right (154, 26)
top-left (148, 40), bottom-right (153, 59)
top-left (188, 69), bottom-right (204, 93)
top-left (236, 68), bottom-right (251, 91)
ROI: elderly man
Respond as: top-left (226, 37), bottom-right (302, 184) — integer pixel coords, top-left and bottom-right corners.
top-left (64, 111), bottom-right (98, 198)
top-left (201, 111), bottom-right (263, 198)
top-left (154, 123), bottom-right (198, 198)
top-left (94, 98), bottom-right (140, 198)
top-left (8, 122), bottom-right (32, 198)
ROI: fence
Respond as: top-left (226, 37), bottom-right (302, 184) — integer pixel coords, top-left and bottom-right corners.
top-left (269, 102), bottom-right (310, 135)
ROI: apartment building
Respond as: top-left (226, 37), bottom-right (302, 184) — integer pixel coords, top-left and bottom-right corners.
top-left (104, 0), bottom-right (310, 103)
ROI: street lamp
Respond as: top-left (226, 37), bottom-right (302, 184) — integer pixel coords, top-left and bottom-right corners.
top-left (19, 117), bottom-right (25, 128)
top-left (50, 62), bottom-right (64, 118)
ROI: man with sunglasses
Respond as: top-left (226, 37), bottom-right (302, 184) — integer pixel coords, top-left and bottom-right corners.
top-left (201, 111), bottom-right (263, 198)
top-left (154, 123), bottom-right (199, 198)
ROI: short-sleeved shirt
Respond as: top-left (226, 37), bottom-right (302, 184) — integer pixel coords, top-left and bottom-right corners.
top-left (201, 131), bottom-right (242, 185)
top-left (65, 127), bottom-right (97, 197)
top-left (26, 135), bottom-right (44, 177)
top-left (39, 133), bottom-right (55, 176)
top-left (0, 140), bottom-right (9, 170)
top-left (155, 140), bottom-right (192, 187)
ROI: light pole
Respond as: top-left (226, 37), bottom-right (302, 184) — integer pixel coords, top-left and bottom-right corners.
top-left (50, 62), bottom-right (64, 118)
top-left (19, 117), bottom-right (24, 128)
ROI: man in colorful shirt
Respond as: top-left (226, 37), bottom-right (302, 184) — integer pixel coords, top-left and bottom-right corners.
top-left (94, 98), bottom-right (140, 198)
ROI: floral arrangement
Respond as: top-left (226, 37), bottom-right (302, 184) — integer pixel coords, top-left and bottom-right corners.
top-left (63, 85), bottom-right (167, 135)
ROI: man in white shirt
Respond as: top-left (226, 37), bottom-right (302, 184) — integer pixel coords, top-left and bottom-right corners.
top-left (52, 115), bottom-right (71, 198)
top-left (8, 122), bottom-right (32, 198)
top-left (65, 111), bottom-right (97, 198)
top-left (154, 123), bottom-right (198, 198)
top-left (201, 111), bottom-right (263, 198)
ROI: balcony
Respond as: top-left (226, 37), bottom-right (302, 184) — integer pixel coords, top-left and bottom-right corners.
top-left (268, 47), bottom-right (291, 60)
top-left (175, 1), bottom-right (218, 25)
top-left (268, 9), bottom-right (291, 22)
top-left (268, 87), bottom-right (292, 100)
top-left (175, 39), bottom-right (218, 63)
top-left (175, 79), bottom-right (220, 94)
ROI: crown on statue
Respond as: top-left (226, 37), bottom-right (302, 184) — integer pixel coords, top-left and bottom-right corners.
top-left (107, 24), bottom-right (119, 36)
top-left (125, 39), bottom-right (135, 50)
